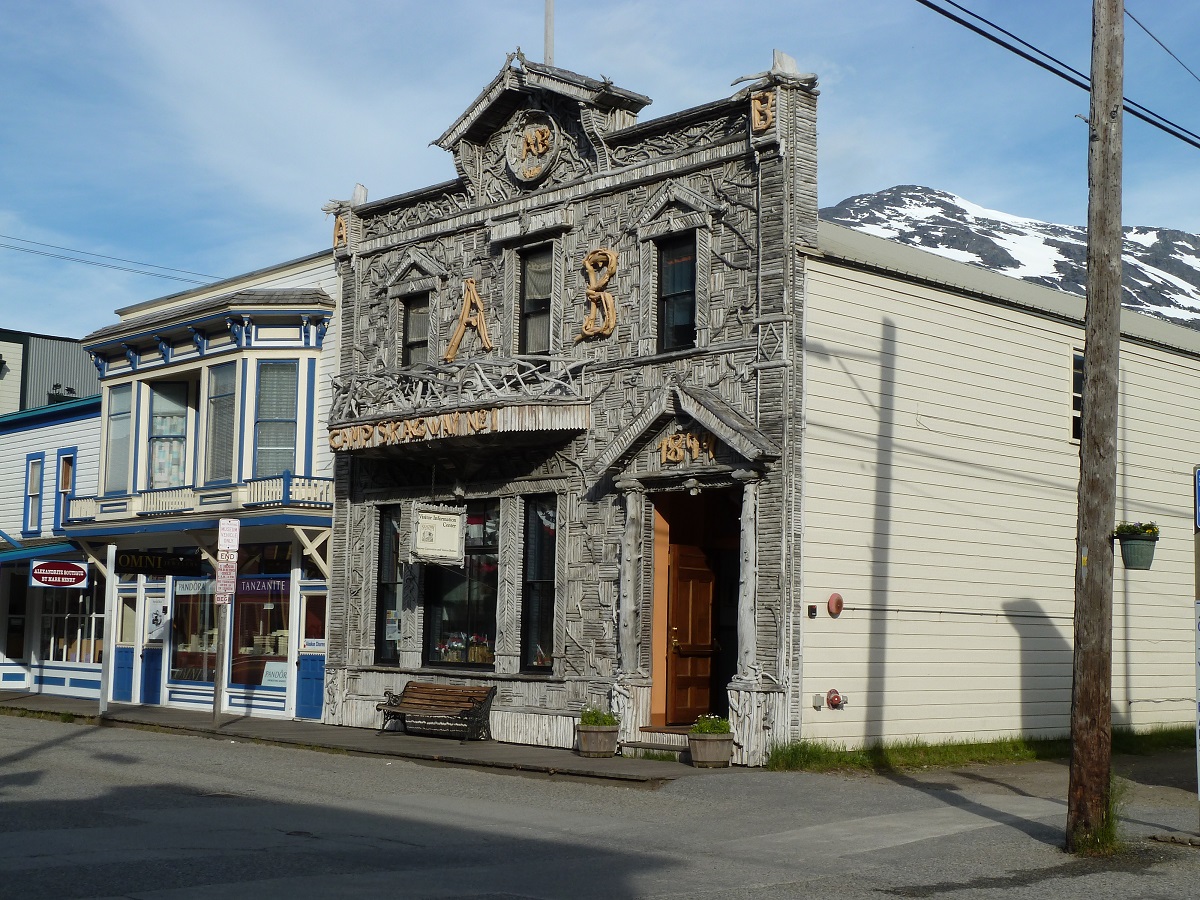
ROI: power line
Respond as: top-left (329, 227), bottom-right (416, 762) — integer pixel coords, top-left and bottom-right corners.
top-left (0, 232), bottom-right (220, 280)
top-left (913, 0), bottom-right (1200, 152)
top-left (0, 242), bottom-right (210, 284)
top-left (1126, 6), bottom-right (1200, 88)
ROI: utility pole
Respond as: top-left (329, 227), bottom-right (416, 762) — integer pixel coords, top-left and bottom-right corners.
top-left (1067, 0), bottom-right (1123, 853)
top-left (545, 0), bottom-right (554, 67)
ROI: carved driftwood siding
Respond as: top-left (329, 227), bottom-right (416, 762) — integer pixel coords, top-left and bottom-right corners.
top-left (325, 54), bottom-right (820, 759)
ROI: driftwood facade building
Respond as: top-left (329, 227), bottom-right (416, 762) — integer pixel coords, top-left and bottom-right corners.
top-left (325, 52), bottom-right (813, 764)
top-left (324, 52), bottom-right (1199, 763)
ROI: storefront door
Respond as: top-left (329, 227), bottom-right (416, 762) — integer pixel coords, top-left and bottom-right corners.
top-left (295, 592), bottom-right (326, 720)
top-left (667, 544), bottom-right (717, 724)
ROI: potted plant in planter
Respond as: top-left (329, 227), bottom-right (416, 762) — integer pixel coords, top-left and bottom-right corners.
top-left (577, 706), bottom-right (620, 758)
top-left (688, 714), bottom-right (734, 768)
top-left (1113, 521), bottom-right (1159, 570)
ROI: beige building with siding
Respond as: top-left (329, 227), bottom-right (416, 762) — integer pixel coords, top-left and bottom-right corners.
top-left (800, 223), bottom-right (1197, 747)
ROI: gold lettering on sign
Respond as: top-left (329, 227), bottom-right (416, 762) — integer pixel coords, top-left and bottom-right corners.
top-left (522, 126), bottom-right (552, 160)
top-left (657, 431), bottom-right (718, 465)
top-left (576, 248), bottom-right (619, 343)
top-left (328, 408), bottom-right (503, 452)
top-left (332, 215), bottom-right (348, 248)
top-left (750, 91), bottom-right (775, 133)
top-left (443, 278), bottom-right (494, 363)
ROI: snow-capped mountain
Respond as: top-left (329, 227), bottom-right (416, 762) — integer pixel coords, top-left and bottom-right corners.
top-left (819, 185), bottom-right (1200, 329)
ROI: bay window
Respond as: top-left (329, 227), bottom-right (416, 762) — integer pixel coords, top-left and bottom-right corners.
top-left (254, 361), bottom-right (298, 477)
top-left (148, 382), bottom-right (188, 488)
top-left (104, 384), bottom-right (132, 494)
top-left (206, 363), bottom-right (236, 482)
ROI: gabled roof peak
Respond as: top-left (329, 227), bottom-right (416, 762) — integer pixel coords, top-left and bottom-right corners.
top-left (433, 49), bottom-right (651, 151)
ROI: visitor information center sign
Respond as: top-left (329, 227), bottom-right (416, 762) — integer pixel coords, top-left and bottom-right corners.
top-left (215, 518), bottom-right (240, 603)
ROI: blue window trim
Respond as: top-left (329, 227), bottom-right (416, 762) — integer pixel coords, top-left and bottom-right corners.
top-left (52, 446), bottom-right (78, 534)
top-left (22, 451), bottom-right (45, 536)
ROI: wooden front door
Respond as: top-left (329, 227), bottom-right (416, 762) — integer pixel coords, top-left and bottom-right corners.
top-left (667, 544), bottom-right (716, 724)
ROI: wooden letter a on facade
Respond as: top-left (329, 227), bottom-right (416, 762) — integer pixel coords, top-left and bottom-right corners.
top-left (443, 278), bottom-right (494, 363)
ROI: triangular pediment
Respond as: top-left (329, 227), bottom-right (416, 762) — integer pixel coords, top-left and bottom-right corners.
top-left (594, 382), bottom-right (780, 477)
top-left (431, 53), bottom-right (651, 201)
top-left (434, 52), bottom-right (649, 152)
top-left (384, 248), bottom-right (448, 297)
top-left (637, 182), bottom-right (725, 230)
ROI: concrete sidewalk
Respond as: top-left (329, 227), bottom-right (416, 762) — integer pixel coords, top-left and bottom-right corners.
top-left (0, 692), bottom-right (701, 786)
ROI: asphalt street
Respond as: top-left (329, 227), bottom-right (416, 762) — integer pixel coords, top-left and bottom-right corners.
top-left (1, 715), bottom-right (1198, 899)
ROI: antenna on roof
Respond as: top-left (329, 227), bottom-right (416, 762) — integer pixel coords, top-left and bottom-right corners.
top-left (545, 0), bottom-right (554, 66)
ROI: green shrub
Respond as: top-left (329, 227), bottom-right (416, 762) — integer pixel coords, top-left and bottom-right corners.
top-left (690, 714), bottom-right (730, 734)
top-left (579, 706), bottom-right (618, 727)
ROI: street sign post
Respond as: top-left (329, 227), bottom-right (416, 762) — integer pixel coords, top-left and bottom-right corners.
top-left (213, 518), bottom-right (240, 726)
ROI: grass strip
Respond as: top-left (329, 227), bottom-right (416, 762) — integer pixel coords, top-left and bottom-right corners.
top-left (766, 725), bottom-right (1194, 773)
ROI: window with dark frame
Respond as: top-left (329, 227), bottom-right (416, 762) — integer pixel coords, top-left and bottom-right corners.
top-left (424, 500), bottom-right (499, 668)
top-left (376, 513), bottom-right (403, 666)
top-left (402, 293), bottom-right (430, 366)
top-left (519, 246), bottom-right (553, 355)
top-left (1072, 350), bottom-right (1084, 441)
top-left (657, 232), bottom-right (697, 353)
top-left (521, 494), bottom-right (557, 671)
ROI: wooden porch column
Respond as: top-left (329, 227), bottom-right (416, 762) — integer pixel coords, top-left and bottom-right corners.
top-left (731, 470), bottom-right (760, 686)
top-left (615, 479), bottom-right (644, 675)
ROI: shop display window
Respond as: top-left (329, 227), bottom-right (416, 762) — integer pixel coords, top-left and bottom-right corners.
top-left (231, 575), bottom-right (290, 688)
top-left (169, 579), bottom-right (216, 683)
top-left (5, 571), bottom-right (28, 660)
top-left (424, 500), bottom-right (498, 668)
top-left (376, 515), bottom-right (403, 665)
top-left (38, 579), bottom-right (105, 664)
top-left (521, 494), bottom-right (557, 671)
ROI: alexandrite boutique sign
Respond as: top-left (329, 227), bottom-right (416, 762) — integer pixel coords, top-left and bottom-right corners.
top-left (30, 560), bottom-right (89, 588)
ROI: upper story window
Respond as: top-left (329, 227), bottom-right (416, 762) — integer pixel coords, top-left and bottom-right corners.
top-left (23, 454), bottom-right (44, 534)
top-left (657, 233), bottom-right (697, 353)
top-left (54, 450), bottom-right (75, 531)
top-left (254, 360), bottom-right (298, 478)
top-left (148, 382), bottom-right (188, 489)
top-left (205, 363), bottom-right (236, 483)
top-left (519, 246), bottom-right (553, 356)
top-left (104, 384), bottom-right (132, 495)
top-left (402, 294), bottom-right (430, 366)
top-left (1072, 350), bottom-right (1084, 441)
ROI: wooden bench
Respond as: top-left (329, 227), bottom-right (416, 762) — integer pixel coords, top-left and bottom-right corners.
top-left (376, 682), bottom-right (496, 741)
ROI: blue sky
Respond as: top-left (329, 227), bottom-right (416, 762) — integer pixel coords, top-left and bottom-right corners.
top-left (3, 0), bottom-right (1199, 338)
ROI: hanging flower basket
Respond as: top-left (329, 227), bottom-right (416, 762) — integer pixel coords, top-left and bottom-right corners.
top-left (1113, 522), bottom-right (1159, 571)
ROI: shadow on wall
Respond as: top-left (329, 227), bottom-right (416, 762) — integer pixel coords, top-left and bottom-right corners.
top-left (1003, 598), bottom-right (1073, 738)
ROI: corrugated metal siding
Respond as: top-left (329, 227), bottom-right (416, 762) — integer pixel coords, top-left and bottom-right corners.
top-left (25, 336), bottom-right (99, 407)
top-left (800, 260), bottom-right (1198, 746)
